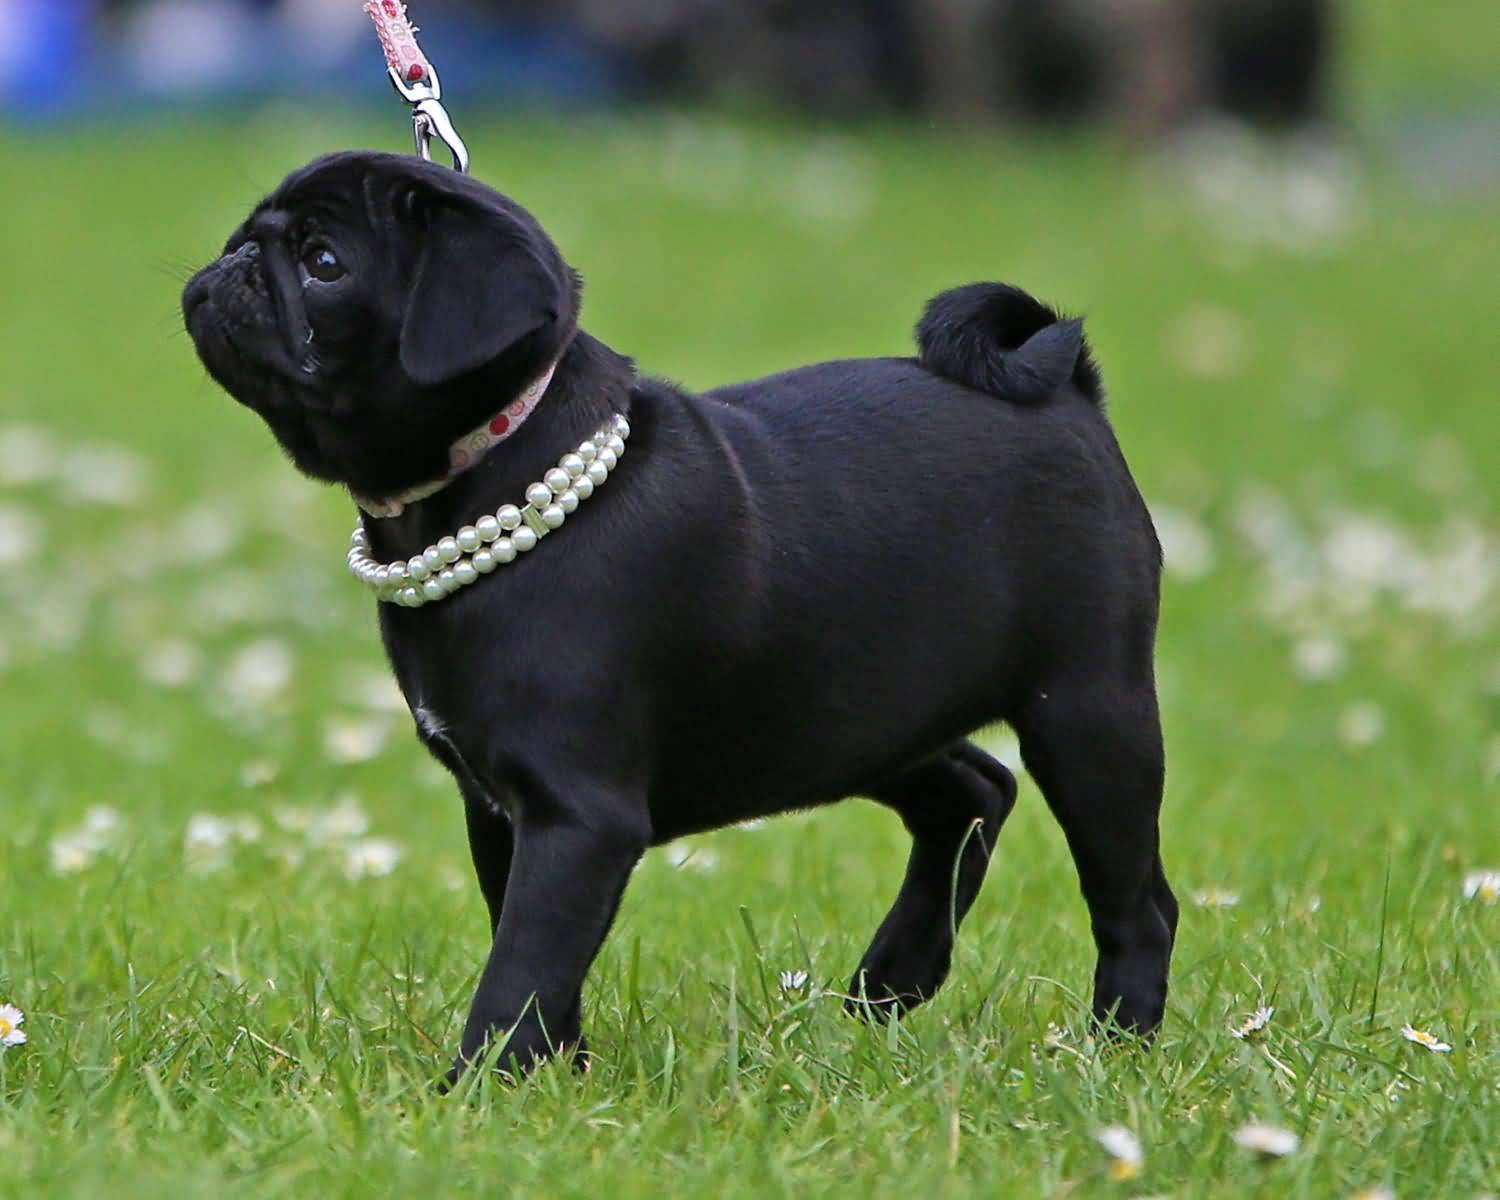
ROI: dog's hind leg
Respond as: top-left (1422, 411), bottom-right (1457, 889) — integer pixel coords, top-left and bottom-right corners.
top-left (846, 740), bottom-right (1018, 1019)
top-left (1015, 681), bottom-right (1175, 1037)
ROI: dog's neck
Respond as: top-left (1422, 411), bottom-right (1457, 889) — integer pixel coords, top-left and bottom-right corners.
top-left (353, 359), bottom-right (562, 519)
top-left (360, 331), bottom-right (636, 565)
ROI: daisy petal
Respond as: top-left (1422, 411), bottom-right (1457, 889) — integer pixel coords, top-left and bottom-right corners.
top-left (1233, 1122), bottom-right (1299, 1157)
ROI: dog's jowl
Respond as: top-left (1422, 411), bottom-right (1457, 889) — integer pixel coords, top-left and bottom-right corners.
top-left (184, 151), bottom-right (1177, 1080)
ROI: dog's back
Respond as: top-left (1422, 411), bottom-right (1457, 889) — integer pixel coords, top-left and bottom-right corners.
top-left (654, 284), bottom-right (1160, 822)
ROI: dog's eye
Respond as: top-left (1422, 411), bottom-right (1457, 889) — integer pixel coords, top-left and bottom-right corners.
top-left (302, 246), bottom-right (346, 284)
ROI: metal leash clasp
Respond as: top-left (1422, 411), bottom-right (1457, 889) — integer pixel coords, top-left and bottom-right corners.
top-left (388, 63), bottom-right (470, 174)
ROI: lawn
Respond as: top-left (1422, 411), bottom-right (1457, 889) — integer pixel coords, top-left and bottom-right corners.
top-left (2, 22), bottom-right (1499, 1198)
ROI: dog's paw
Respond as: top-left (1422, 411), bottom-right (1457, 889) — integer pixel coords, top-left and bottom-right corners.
top-left (440, 1029), bottom-right (590, 1093)
top-left (843, 940), bottom-right (953, 1023)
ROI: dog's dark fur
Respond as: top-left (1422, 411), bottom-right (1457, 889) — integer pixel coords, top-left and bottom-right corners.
top-left (184, 151), bottom-right (1177, 1079)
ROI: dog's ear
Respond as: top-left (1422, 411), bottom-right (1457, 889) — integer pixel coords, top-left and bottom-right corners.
top-left (396, 184), bottom-right (566, 387)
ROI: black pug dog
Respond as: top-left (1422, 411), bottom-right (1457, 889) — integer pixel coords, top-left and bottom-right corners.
top-left (183, 150), bottom-right (1176, 1080)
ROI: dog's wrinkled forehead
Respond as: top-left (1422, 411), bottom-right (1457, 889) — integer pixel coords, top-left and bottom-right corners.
top-left (284, 152), bottom-right (540, 234)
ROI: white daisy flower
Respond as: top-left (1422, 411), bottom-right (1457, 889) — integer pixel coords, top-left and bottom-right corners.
top-left (0, 425), bottom-right (58, 486)
top-left (0, 504), bottom-right (42, 566)
top-left (1463, 870), bottom-right (1500, 904)
top-left (0, 1003), bottom-right (25, 1048)
top-left (222, 638), bottom-right (295, 708)
top-left (49, 806), bottom-right (127, 875)
top-left (1095, 1125), bottom-right (1145, 1180)
top-left (185, 813), bottom-right (263, 872)
top-left (1042, 1022), bottom-right (1071, 1052)
top-left (138, 639), bottom-right (202, 689)
top-left (1399, 1024), bottom-right (1452, 1053)
top-left (1230, 1006), bottom-right (1275, 1040)
top-left (346, 670), bottom-right (409, 714)
top-left (323, 716), bottom-right (391, 765)
top-left (50, 835), bottom-right (96, 875)
top-left (1193, 887), bottom-right (1241, 909)
top-left (83, 806), bottom-right (123, 837)
top-left (1292, 634), bottom-right (1348, 682)
top-left (306, 795), bottom-right (370, 844)
top-left (271, 804), bottom-right (312, 833)
top-left (344, 838), bottom-right (403, 879)
top-left (1350, 1189), bottom-right (1395, 1200)
top-left (1338, 702), bottom-right (1386, 749)
top-left (1232, 1122), bottom-right (1299, 1157)
top-left (1151, 504), bottom-right (1217, 581)
top-left (58, 444), bottom-right (150, 507)
top-left (779, 970), bottom-right (809, 994)
top-left (240, 760), bottom-right (280, 789)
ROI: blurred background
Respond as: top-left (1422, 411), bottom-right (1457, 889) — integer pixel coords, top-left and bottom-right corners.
top-left (0, 0), bottom-right (1497, 1097)
top-left (3, 0), bottom-right (1350, 129)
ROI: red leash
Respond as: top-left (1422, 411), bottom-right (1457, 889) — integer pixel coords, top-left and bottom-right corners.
top-left (363, 1), bottom-right (470, 173)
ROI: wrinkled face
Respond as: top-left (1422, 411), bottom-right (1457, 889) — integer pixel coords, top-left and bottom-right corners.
top-left (183, 151), bottom-right (575, 498)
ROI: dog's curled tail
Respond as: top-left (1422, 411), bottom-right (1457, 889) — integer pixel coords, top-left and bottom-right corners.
top-left (916, 283), bottom-right (1103, 407)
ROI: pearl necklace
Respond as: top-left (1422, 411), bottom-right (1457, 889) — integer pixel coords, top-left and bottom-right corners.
top-left (347, 413), bottom-right (630, 608)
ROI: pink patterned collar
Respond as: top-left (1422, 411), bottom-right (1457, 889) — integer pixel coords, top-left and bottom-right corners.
top-left (354, 361), bottom-right (560, 518)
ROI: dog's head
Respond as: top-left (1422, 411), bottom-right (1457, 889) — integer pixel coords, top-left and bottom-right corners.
top-left (183, 151), bottom-right (579, 497)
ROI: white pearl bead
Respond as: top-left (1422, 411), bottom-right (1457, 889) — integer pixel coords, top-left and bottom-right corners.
top-left (525, 482), bottom-right (553, 510)
top-left (409, 557), bottom-right (431, 582)
top-left (613, 416), bottom-right (631, 440)
top-left (513, 526), bottom-right (538, 553)
top-left (558, 489), bottom-right (579, 514)
top-left (542, 504), bottom-right (565, 530)
top-left (403, 587), bottom-right (423, 607)
top-left (473, 548), bottom-right (497, 573)
top-left (606, 435), bottom-right (625, 456)
top-left (586, 461), bottom-right (608, 486)
top-left (457, 526), bottom-right (482, 554)
top-left (352, 527), bottom-right (370, 546)
top-left (437, 537), bottom-right (461, 564)
top-left (598, 447), bottom-right (618, 471)
top-left (494, 538), bottom-right (517, 564)
top-left (422, 579), bottom-right (445, 603)
top-left (560, 453), bottom-right (585, 478)
top-left (373, 566), bottom-right (390, 587)
top-left (476, 515), bottom-right (501, 543)
top-left (573, 475), bottom-right (594, 500)
top-left (545, 468), bottom-right (571, 496)
top-left (423, 546), bottom-right (444, 571)
top-left (497, 505), bottom-right (522, 531)
top-left (438, 567), bottom-right (458, 593)
top-left (578, 440), bottom-right (598, 463)
top-left (388, 562), bottom-right (408, 583)
top-left (454, 560), bottom-right (479, 586)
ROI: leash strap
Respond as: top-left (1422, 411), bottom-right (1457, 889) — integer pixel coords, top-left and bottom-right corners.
top-left (364, 0), bottom-right (433, 87)
top-left (363, 1), bottom-right (471, 173)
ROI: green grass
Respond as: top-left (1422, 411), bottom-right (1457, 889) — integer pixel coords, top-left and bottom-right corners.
top-left (2, 40), bottom-right (1500, 1199)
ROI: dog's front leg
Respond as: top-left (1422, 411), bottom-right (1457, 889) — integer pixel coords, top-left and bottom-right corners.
top-left (451, 798), bottom-right (648, 1082)
top-left (462, 783), bottom-right (513, 936)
